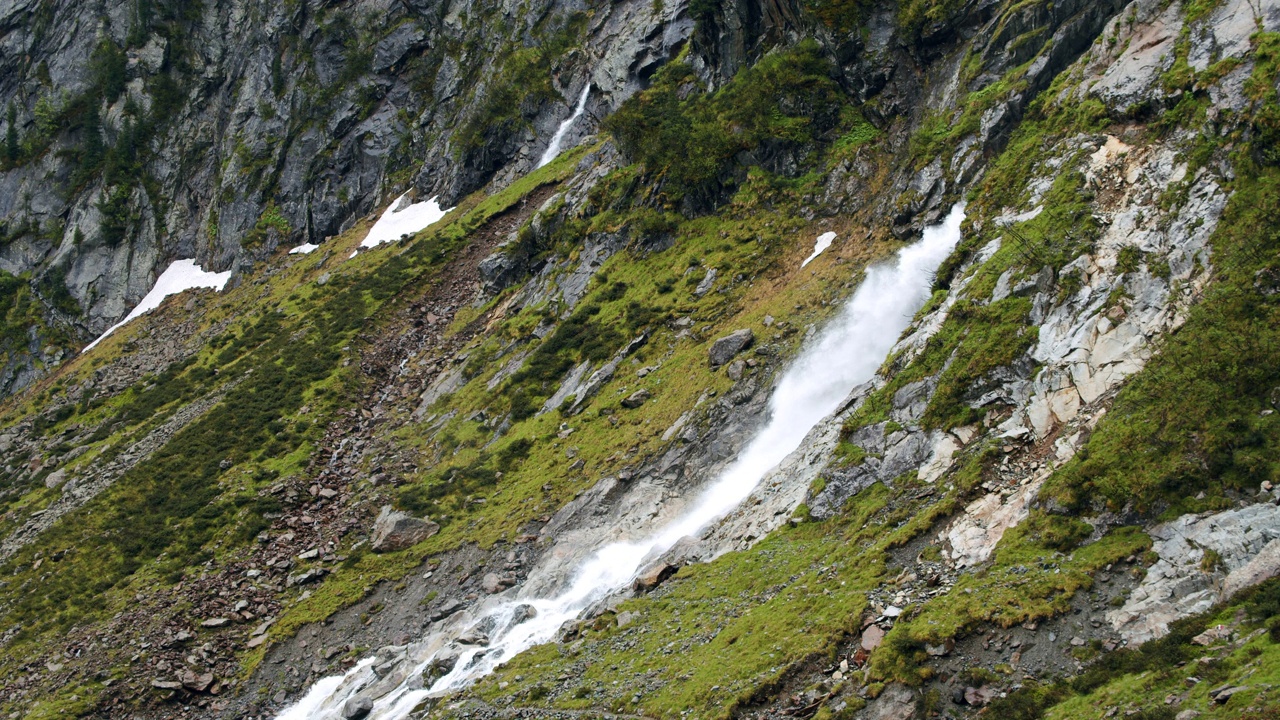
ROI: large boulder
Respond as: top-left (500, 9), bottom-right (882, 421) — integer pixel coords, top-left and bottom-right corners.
top-left (709, 329), bottom-right (754, 366)
top-left (342, 696), bottom-right (374, 720)
top-left (632, 562), bottom-right (678, 592)
top-left (621, 389), bottom-right (651, 408)
top-left (370, 506), bottom-right (439, 553)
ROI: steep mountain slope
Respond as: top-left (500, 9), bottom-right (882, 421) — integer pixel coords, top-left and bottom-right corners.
top-left (2, 0), bottom-right (1280, 719)
top-left (0, 0), bottom-right (685, 395)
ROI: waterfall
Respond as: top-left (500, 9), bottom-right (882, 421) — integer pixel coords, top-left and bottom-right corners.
top-left (274, 204), bottom-right (966, 719)
top-left (536, 84), bottom-right (591, 168)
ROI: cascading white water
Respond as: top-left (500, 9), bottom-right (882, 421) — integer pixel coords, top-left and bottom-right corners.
top-left (275, 204), bottom-right (965, 719)
top-left (536, 84), bottom-right (591, 168)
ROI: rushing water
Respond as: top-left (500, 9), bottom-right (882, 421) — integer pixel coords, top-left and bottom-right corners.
top-left (537, 84), bottom-right (591, 168)
top-left (275, 204), bottom-right (966, 719)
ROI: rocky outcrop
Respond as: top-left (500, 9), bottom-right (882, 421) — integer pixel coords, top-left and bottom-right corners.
top-left (708, 328), bottom-right (754, 366)
top-left (1109, 502), bottom-right (1280, 644)
top-left (0, 0), bottom-right (696, 395)
top-left (369, 506), bottom-right (439, 553)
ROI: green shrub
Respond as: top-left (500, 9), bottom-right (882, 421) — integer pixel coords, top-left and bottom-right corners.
top-left (454, 14), bottom-right (587, 154)
top-left (605, 40), bottom-right (845, 206)
top-left (1022, 512), bottom-right (1093, 552)
top-left (1116, 245), bottom-right (1143, 274)
top-left (90, 40), bottom-right (128, 101)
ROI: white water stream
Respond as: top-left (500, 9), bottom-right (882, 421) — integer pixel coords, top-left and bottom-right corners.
top-left (276, 204), bottom-right (965, 719)
top-left (537, 84), bottom-right (591, 168)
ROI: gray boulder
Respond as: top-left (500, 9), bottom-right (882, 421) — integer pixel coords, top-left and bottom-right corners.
top-left (44, 469), bottom-right (67, 489)
top-left (709, 329), bottom-right (754, 366)
top-left (621, 389), bottom-right (651, 408)
top-left (370, 506), bottom-right (439, 553)
top-left (481, 572), bottom-right (514, 594)
top-left (633, 562), bottom-right (677, 592)
top-left (342, 696), bottom-right (374, 720)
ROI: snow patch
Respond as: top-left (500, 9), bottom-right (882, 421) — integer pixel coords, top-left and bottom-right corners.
top-left (83, 260), bottom-right (231, 353)
top-left (359, 193), bottom-right (451, 250)
top-left (801, 232), bottom-right (837, 268)
top-left (289, 243), bottom-right (319, 255)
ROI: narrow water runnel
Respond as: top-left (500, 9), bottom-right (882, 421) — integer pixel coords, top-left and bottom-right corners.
top-left (537, 84), bottom-right (592, 169)
top-left (276, 204), bottom-right (967, 719)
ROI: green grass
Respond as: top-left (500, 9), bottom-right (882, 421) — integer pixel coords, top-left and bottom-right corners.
top-left (0, 136), bottom-right (610, 707)
top-left (450, 481), bottom-right (950, 719)
top-left (987, 578), bottom-right (1280, 719)
top-left (1043, 165), bottom-right (1280, 515)
top-left (869, 520), bottom-right (1150, 684)
top-left (257, 147), bottom-right (898, 679)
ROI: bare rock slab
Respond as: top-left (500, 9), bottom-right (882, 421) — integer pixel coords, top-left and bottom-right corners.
top-left (633, 562), bottom-right (678, 592)
top-left (370, 505), bottom-right (439, 553)
top-left (709, 329), bottom-right (754, 366)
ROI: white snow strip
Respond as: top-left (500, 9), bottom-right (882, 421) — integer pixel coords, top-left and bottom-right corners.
top-left (82, 259), bottom-right (231, 353)
top-left (537, 84), bottom-right (591, 169)
top-left (801, 231), bottom-right (838, 268)
top-left (359, 193), bottom-right (451, 250)
top-left (289, 243), bottom-right (320, 255)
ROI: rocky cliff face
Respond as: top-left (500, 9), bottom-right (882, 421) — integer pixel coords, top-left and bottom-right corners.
top-left (2, 0), bottom-right (1280, 719)
top-left (0, 0), bottom-right (690, 395)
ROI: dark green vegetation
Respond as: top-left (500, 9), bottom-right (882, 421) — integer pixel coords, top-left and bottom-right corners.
top-left (3, 241), bottom-right (384, 642)
top-left (453, 13), bottom-right (588, 154)
top-left (0, 270), bottom-right (77, 401)
top-left (605, 41), bottom-right (850, 208)
top-left (5, 2), bottom-right (1280, 719)
top-left (1044, 168), bottom-right (1280, 517)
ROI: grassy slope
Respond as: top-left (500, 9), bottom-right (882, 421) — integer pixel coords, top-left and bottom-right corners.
top-left (434, 19), bottom-right (1280, 720)
top-left (0, 146), bottom-right (594, 715)
top-left (0, 38), bottom-right (906, 713)
top-left (5, 4), bottom-right (1279, 718)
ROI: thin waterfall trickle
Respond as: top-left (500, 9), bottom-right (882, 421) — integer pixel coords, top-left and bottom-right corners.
top-left (537, 84), bottom-right (591, 168)
top-left (275, 204), bottom-right (966, 720)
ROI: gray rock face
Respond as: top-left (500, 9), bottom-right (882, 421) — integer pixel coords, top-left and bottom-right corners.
top-left (43, 468), bottom-right (66, 489)
top-left (481, 572), bottom-right (514, 594)
top-left (621, 389), bottom-right (651, 408)
top-left (866, 683), bottom-right (918, 720)
top-left (693, 267), bottom-right (717, 297)
top-left (1109, 503), bottom-right (1280, 644)
top-left (0, 0), bottom-right (697, 396)
top-left (709, 329), bottom-right (754, 366)
top-left (370, 506), bottom-right (439, 553)
top-left (342, 696), bottom-right (374, 720)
